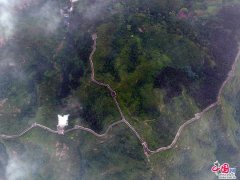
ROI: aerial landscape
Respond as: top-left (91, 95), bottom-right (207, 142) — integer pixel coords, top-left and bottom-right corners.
top-left (0, 0), bottom-right (240, 179)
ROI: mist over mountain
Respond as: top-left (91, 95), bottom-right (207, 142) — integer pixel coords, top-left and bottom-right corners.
top-left (0, 0), bottom-right (240, 179)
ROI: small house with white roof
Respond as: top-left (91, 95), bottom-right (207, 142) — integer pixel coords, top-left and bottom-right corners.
top-left (57, 114), bottom-right (69, 134)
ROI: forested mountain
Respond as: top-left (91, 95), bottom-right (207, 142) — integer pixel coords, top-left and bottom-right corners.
top-left (0, 0), bottom-right (240, 179)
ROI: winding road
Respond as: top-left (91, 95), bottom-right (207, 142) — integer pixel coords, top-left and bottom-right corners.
top-left (1, 33), bottom-right (239, 158)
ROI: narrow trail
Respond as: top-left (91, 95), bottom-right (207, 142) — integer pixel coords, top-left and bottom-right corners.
top-left (87, 34), bottom-right (240, 156)
top-left (0, 120), bottom-right (123, 139)
top-left (0, 123), bottom-right (58, 139)
top-left (89, 34), bottom-right (144, 143)
top-left (144, 48), bottom-right (240, 155)
top-left (65, 120), bottom-right (123, 137)
top-left (1, 33), bottom-right (239, 158)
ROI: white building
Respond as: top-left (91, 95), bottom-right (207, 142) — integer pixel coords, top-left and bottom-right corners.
top-left (57, 114), bottom-right (69, 134)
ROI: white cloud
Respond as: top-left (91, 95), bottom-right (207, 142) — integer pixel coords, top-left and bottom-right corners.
top-left (75, 0), bottom-right (112, 20)
top-left (6, 157), bottom-right (34, 180)
top-left (37, 1), bottom-right (61, 33)
top-left (0, 0), bottom-right (17, 39)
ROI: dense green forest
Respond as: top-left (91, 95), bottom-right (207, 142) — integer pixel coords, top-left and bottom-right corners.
top-left (0, 0), bottom-right (240, 179)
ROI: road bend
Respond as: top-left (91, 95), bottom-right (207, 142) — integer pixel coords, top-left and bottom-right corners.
top-left (0, 30), bottom-right (239, 158)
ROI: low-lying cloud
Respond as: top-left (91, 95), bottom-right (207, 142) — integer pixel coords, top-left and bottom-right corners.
top-left (74, 0), bottom-right (114, 21)
top-left (36, 1), bottom-right (61, 33)
top-left (0, 0), bottom-right (16, 39)
top-left (6, 156), bottom-right (35, 180)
